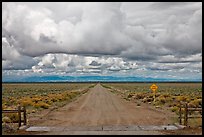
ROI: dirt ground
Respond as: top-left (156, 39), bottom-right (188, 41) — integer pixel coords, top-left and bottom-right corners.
top-left (28, 83), bottom-right (174, 127)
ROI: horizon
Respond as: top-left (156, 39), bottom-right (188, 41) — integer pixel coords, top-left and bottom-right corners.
top-left (2, 75), bottom-right (202, 83)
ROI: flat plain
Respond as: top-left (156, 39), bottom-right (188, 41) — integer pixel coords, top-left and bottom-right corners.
top-left (2, 82), bottom-right (202, 135)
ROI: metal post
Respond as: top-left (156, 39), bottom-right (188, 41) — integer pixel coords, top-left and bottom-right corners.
top-left (153, 91), bottom-right (156, 105)
top-left (179, 102), bottom-right (182, 125)
top-left (18, 105), bottom-right (21, 128)
top-left (23, 106), bottom-right (26, 125)
top-left (184, 103), bottom-right (188, 126)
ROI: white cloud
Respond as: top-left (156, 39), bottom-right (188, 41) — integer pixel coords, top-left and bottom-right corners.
top-left (2, 2), bottom-right (202, 80)
top-left (2, 37), bottom-right (20, 60)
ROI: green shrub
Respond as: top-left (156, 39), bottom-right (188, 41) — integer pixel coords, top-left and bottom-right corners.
top-left (171, 106), bottom-right (179, 112)
top-left (34, 102), bottom-right (50, 109)
top-left (158, 96), bottom-right (166, 104)
top-left (142, 97), bottom-right (147, 103)
top-left (188, 99), bottom-right (202, 108)
top-left (21, 99), bottom-right (33, 107)
top-left (2, 116), bottom-right (11, 123)
top-left (5, 113), bottom-right (19, 123)
top-left (146, 97), bottom-right (154, 102)
top-left (137, 103), bottom-right (141, 106)
top-left (135, 93), bottom-right (145, 99)
top-left (176, 96), bottom-right (187, 101)
top-left (127, 93), bottom-right (133, 98)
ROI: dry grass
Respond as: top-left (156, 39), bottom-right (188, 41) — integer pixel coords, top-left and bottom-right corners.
top-left (2, 83), bottom-right (95, 124)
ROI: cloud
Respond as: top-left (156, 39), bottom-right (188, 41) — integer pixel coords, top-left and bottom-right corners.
top-left (160, 54), bottom-right (202, 63)
top-left (2, 2), bottom-right (202, 80)
top-left (2, 37), bottom-right (37, 70)
top-left (3, 2), bottom-right (202, 58)
top-left (159, 8), bottom-right (202, 56)
top-left (149, 2), bottom-right (189, 10)
top-left (2, 37), bottom-right (20, 60)
top-left (30, 54), bottom-right (139, 75)
top-left (89, 61), bottom-right (101, 66)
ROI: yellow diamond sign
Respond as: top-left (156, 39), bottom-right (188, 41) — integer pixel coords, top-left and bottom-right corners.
top-left (150, 84), bottom-right (158, 92)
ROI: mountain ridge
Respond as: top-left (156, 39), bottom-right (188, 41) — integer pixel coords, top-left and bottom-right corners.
top-left (2, 75), bottom-right (202, 82)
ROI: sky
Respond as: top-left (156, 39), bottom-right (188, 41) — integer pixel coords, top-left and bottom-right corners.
top-left (2, 2), bottom-right (202, 81)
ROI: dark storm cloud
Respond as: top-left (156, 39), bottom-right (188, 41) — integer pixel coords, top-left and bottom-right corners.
top-left (149, 2), bottom-right (189, 10)
top-left (2, 2), bottom-right (202, 58)
top-left (158, 60), bottom-right (200, 64)
top-left (2, 56), bottom-right (37, 70)
top-left (39, 34), bottom-right (57, 43)
top-left (147, 68), bottom-right (170, 71)
top-left (147, 65), bottom-right (184, 71)
top-left (89, 61), bottom-right (101, 66)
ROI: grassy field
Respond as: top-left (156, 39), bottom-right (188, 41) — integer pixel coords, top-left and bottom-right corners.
top-left (2, 83), bottom-right (95, 124)
top-left (101, 82), bottom-right (202, 127)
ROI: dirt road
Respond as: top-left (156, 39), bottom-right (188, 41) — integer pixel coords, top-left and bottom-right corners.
top-left (29, 83), bottom-right (173, 127)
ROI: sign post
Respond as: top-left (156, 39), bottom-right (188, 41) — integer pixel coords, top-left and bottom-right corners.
top-left (150, 84), bottom-right (158, 105)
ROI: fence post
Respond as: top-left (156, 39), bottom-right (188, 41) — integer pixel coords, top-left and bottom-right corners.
top-left (184, 103), bottom-right (188, 126)
top-left (179, 101), bottom-right (182, 125)
top-left (18, 105), bottom-right (21, 128)
top-left (23, 106), bottom-right (26, 125)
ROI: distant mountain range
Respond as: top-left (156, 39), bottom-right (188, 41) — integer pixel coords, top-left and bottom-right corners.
top-left (2, 75), bottom-right (202, 82)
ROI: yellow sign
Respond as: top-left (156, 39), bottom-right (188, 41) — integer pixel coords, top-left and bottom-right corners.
top-left (150, 84), bottom-right (158, 104)
top-left (150, 84), bottom-right (158, 92)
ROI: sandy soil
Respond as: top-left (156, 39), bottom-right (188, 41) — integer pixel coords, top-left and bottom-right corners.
top-left (28, 83), bottom-right (174, 127)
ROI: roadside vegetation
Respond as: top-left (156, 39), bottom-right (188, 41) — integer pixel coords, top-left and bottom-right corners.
top-left (2, 83), bottom-right (95, 125)
top-left (101, 83), bottom-right (202, 128)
